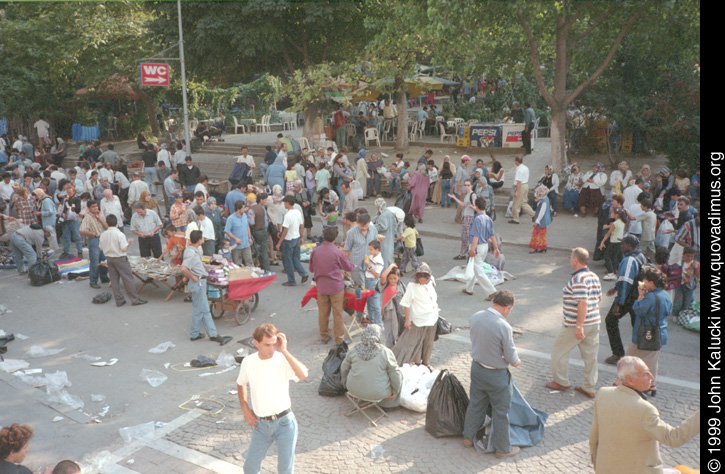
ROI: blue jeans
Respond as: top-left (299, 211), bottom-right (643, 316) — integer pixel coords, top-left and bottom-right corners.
top-left (388, 176), bottom-right (400, 194)
top-left (281, 238), bottom-right (307, 284)
top-left (244, 411), bottom-right (298, 474)
top-left (87, 236), bottom-right (106, 284)
top-left (188, 278), bottom-right (218, 338)
top-left (9, 232), bottom-right (37, 273)
top-left (672, 286), bottom-right (695, 317)
top-left (440, 179), bottom-right (452, 206)
top-left (144, 166), bottom-right (156, 194)
top-left (364, 277), bottom-right (382, 325)
top-left (63, 219), bottom-right (83, 254)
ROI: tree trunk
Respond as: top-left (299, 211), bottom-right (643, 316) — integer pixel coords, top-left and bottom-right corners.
top-left (302, 102), bottom-right (319, 146)
top-left (550, 107), bottom-right (568, 173)
top-left (394, 83), bottom-right (408, 151)
top-left (136, 87), bottom-right (160, 137)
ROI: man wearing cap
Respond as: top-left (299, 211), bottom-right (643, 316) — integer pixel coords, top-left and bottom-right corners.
top-left (79, 200), bottom-right (108, 289)
top-left (130, 201), bottom-right (163, 258)
top-left (603, 235), bottom-right (647, 366)
top-left (99, 214), bottom-right (147, 307)
top-left (508, 155), bottom-right (535, 224)
top-left (181, 229), bottom-right (230, 343)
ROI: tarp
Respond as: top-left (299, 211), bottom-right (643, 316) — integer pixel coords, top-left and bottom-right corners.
top-left (439, 263), bottom-right (514, 287)
top-left (474, 380), bottom-right (548, 452)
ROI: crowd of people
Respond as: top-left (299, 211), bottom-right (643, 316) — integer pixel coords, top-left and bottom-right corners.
top-left (1, 120), bottom-right (701, 472)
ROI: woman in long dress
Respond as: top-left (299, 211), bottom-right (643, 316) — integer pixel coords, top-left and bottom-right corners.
top-left (355, 149), bottom-right (369, 198)
top-left (393, 262), bottom-right (439, 367)
top-left (562, 163), bottom-right (583, 215)
top-left (529, 185), bottom-right (552, 253)
top-left (374, 198), bottom-right (397, 269)
top-left (407, 164), bottom-right (430, 223)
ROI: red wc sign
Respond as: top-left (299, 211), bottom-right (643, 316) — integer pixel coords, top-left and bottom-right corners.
top-left (140, 63), bottom-right (170, 87)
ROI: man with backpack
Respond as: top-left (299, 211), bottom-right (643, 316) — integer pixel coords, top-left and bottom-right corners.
top-left (603, 235), bottom-right (648, 365)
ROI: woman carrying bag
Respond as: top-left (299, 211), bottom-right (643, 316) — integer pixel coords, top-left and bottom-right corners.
top-left (626, 265), bottom-right (672, 396)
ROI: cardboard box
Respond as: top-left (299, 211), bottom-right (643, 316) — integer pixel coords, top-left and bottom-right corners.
top-left (228, 267), bottom-right (254, 281)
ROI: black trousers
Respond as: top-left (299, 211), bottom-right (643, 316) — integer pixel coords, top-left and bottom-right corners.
top-left (138, 234), bottom-right (162, 258)
top-left (605, 300), bottom-right (635, 357)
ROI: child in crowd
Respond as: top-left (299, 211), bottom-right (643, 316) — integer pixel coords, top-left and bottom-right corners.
top-left (219, 238), bottom-right (233, 261)
top-left (635, 197), bottom-right (657, 260)
top-left (672, 246), bottom-right (700, 316)
top-left (158, 224), bottom-right (187, 293)
top-left (284, 162), bottom-right (297, 193)
top-left (364, 240), bottom-right (385, 325)
top-left (315, 162), bottom-right (331, 193)
top-left (305, 162), bottom-right (316, 201)
top-left (599, 207), bottom-right (627, 280)
top-left (399, 162), bottom-right (411, 182)
top-left (396, 214), bottom-right (419, 274)
top-left (388, 155), bottom-right (404, 195)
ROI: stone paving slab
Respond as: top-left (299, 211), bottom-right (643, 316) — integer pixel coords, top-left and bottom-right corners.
top-left (159, 336), bottom-right (700, 474)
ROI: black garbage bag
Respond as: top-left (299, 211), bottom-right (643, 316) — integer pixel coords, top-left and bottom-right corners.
top-left (394, 190), bottom-right (412, 214)
top-left (425, 369), bottom-right (469, 438)
top-left (318, 341), bottom-right (349, 397)
top-left (434, 316), bottom-right (453, 341)
top-left (29, 261), bottom-right (60, 287)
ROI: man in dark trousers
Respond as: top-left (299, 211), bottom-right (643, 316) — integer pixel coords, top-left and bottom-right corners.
top-left (463, 290), bottom-right (521, 458)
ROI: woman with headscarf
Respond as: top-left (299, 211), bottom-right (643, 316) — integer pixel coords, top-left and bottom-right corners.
top-left (33, 187), bottom-right (59, 254)
top-left (355, 149), bottom-right (369, 198)
top-left (636, 164), bottom-right (654, 189)
top-left (392, 262), bottom-right (439, 367)
top-left (562, 163), bottom-right (584, 215)
top-left (366, 153), bottom-right (384, 197)
top-left (609, 161), bottom-right (633, 194)
top-left (578, 162), bottom-right (607, 217)
top-left (378, 263), bottom-right (407, 349)
top-left (537, 165), bottom-right (560, 217)
top-left (407, 164), bottom-right (430, 223)
top-left (340, 324), bottom-right (403, 410)
top-left (374, 198), bottom-right (397, 268)
top-left (139, 190), bottom-right (162, 217)
top-left (529, 185), bottom-right (552, 254)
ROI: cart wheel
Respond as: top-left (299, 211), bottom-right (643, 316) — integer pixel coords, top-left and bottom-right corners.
top-left (235, 301), bottom-right (252, 326)
top-left (210, 302), bottom-right (225, 319)
top-left (250, 293), bottom-right (259, 312)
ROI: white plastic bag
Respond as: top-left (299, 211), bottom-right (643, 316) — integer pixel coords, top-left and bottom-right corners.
top-left (399, 364), bottom-right (440, 413)
top-left (119, 421), bottom-right (155, 443)
top-left (464, 258), bottom-right (475, 281)
top-left (140, 369), bottom-right (167, 387)
top-left (148, 341), bottom-right (176, 354)
top-left (26, 346), bottom-right (65, 358)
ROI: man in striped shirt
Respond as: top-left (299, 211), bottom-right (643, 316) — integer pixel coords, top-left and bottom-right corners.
top-left (547, 247), bottom-right (602, 398)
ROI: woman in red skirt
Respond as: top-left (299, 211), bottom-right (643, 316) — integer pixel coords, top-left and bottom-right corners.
top-left (529, 185), bottom-right (553, 253)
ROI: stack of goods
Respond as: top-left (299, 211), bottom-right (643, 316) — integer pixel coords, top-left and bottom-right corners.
top-left (128, 256), bottom-right (181, 279)
top-left (207, 266), bottom-right (228, 286)
top-left (56, 257), bottom-right (91, 278)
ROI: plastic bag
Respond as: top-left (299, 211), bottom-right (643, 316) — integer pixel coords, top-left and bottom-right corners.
top-left (215, 351), bottom-right (236, 368)
top-left (434, 317), bottom-right (453, 341)
top-left (26, 345), bottom-right (65, 358)
top-left (394, 190), bottom-right (412, 214)
top-left (29, 261), bottom-right (61, 287)
top-left (119, 421), bottom-right (155, 443)
top-left (148, 341), bottom-right (176, 354)
top-left (140, 369), bottom-right (167, 387)
top-left (400, 364), bottom-right (440, 412)
top-left (318, 341), bottom-right (348, 397)
top-left (425, 369), bottom-right (469, 438)
top-left (464, 258), bottom-right (475, 281)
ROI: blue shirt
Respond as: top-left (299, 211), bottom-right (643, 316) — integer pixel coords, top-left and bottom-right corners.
top-left (468, 212), bottom-right (495, 245)
top-left (0, 151), bottom-right (7, 165)
top-left (40, 196), bottom-right (57, 228)
top-left (224, 212), bottom-right (251, 249)
top-left (265, 163), bottom-right (286, 191)
top-left (224, 189), bottom-right (247, 213)
top-left (632, 288), bottom-right (671, 346)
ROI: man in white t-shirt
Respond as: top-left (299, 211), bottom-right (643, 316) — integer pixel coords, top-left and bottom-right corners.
top-left (236, 323), bottom-right (308, 474)
top-left (236, 146), bottom-right (255, 169)
top-left (509, 155), bottom-right (535, 224)
top-left (276, 195), bottom-right (308, 287)
top-left (34, 118), bottom-right (51, 141)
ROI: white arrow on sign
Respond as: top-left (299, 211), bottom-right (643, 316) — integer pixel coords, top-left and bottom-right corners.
top-left (144, 77), bottom-right (167, 83)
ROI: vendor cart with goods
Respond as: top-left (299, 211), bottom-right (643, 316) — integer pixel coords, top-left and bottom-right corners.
top-left (207, 265), bottom-right (277, 325)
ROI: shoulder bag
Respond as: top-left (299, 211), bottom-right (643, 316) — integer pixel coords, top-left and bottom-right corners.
top-left (636, 293), bottom-right (662, 351)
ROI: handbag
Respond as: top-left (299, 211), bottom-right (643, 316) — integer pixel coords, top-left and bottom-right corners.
top-left (636, 294), bottom-right (662, 351)
top-left (415, 236), bottom-right (424, 257)
top-left (434, 316), bottom-right (453, 341)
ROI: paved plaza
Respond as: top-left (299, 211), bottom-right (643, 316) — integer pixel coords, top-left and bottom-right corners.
top-left (0, 133), bottom-right (700, 473)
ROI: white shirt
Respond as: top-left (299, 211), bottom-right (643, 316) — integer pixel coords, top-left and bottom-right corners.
top-left (399, 278), bottom-right (440, 327)
top-left (282, 208), bottom-right (304, 240)
top-left (157, 149), bottom-right (171, 169)
top-left (51, 170), bottom-right (67, 182)
top-left (623, 184), bottom-right (643, 209)
top-left (186, 217), bottom-right (215, 241)
top-left (115, 171), bottom-right (131, 190)
top-left (127, 180), bottom-right (150, 205)
top-left (514, 163), bottom-right (530, 185)
top-left (99, 167), bottom-right (115, 183)
top-left (99, 227), bottom-right (130, 258)
top-left (173, 150), bottom-right (187, 168)
top-left (12, 140), bottom-right (22, 152)
top-left (236, 352), bottom-right (298, 417)
top-left (628, 203), bottom-right (644, 235)
top-left (236, 154), bottom-right (255, 167)
top-left (34, 120), bottom-right (50, 138)
top-left (100, 195), bottom-right (123, 223)
top-left (0, 181), bottom-right (14, 201)
top-left (365, 253), bottom-right (384, 280)
top-left (195, 183), bottom-right (208, 199)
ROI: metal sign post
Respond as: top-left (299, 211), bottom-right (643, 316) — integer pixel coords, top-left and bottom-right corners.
top-left (177, 0), bottom-right (191, 157)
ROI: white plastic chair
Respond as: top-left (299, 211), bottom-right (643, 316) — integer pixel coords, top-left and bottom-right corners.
top-left (298, 136), bottom-right (311, 153)
top-left (364, 128), bottom-right (381, 148)
top-left (454, 117), bottom-right (464, 123)
top-left (408, 121), bottom-right (418, 142)
top-left (232, 116), bottom-right (246, 134)
top-left (255, 115), bottom-right (269, 133)
top-left (439, 122), bottom-right (454, 144)
top-left (382, 120), bottom-right (394, 142)
top-left (267, 114), bottom-right (283, 131)
top-left (417, 119), bottom-right (426, 140)
top-left (345, 123), bottom-right (357, 139)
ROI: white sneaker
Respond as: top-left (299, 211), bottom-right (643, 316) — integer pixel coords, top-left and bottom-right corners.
top-left (603, 273), bottom-right (617, 281)
top-left (573, 214), bottom-right (579, 218)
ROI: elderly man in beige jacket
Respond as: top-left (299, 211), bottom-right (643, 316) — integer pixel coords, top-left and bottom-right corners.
top-left (589, 356), bottom-right (700, 473)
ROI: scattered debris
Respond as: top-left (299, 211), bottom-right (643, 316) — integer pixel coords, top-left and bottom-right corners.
top-left (148, 341), bottom-right (176, 354)
top-left (140, 369), bottom-right (167, 387)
